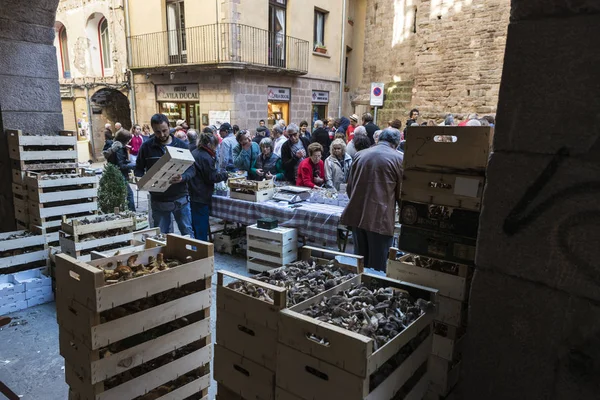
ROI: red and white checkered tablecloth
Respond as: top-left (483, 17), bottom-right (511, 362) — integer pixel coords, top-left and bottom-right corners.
top-left (211, 195), bottom-right (344, 247)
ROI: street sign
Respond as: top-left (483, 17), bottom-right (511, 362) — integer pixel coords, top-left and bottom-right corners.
top-left (370, 82), bottom-right (384, 106)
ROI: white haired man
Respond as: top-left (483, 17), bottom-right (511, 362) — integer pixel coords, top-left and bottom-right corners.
top-left (341, 128), bottom-right (403, 272)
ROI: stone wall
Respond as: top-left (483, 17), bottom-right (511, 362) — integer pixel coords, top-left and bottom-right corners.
top-left (354, 0), bottom-right (509, 121)
top-left (133, 70), bottom-right (340, 131)
top-left (462, 1), bottom-right (600, 399)
top-left (0, 0), bottom-right (62, 232)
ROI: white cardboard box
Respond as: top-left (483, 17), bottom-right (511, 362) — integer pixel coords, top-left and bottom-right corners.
top-left (14, 269), bottom-right (52, 291)
top-left (26, 292), bottom-right (54, 308)
top-left (0, 274), bottom-right (25, 297)
top-left (0, 299), bottom-right (27, 315)
top-left (0, 291), bottom-right (26, 307)
top-left (25, 285), bottom-right (52, 299)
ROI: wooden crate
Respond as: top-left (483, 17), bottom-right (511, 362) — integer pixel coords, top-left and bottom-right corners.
top-left (29, 200), bottom-right (98, 224)
top-left (230, 188), bottom-right (274, 203)
top-left (136, 146), bottom-right (194, 192)
top-left (401, 171), bottom-right (485, 212)
top-left (216, 384), bottom-right (244, 400)
top-left (14, 201), bottom-right (30, 225)
top-left (0, 231), bottom-right (48, 274)
top-left (55, 234), bottom-right (213, 400)
top-left (277, 274), bottom-right (437, 400)
top-left (7, 130), bottom-right (78, 171)
top-left (246, 224), bottom-right (297, 273)
top-left (428, 355), bottom-right (461, 397)
top-left (214, 344), bottom-right (275, 400)
top-left (399, 200), bottom-right (480, 239)
top-left (25, 172), bottom-right (98, 205)
top-left (387, 250), bottom-right (472, 302)
top-left (217, 247), bottom-right (364, 372)
top-left (432, 322), bottom-right (465, 362)
top-left (214, 232), bottom-right (245, 255)
top-left (403, 127), bottom-right (491, 172)
top-left (12, 183), bottom-right (29, 200)
top-left (228, 178), bottom-right (274, 191)
top-left (398, 226), bottom-right (476, 265)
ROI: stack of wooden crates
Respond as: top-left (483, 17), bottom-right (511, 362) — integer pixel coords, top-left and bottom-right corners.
top-left (55, 234), bottom-right (214, 400)
top-left (8, 129), bottom-right (98, 245)
top-left (246, 224), bottom-right (297, 273)
top-left (388, 126), bottom-right (492, 400)
top-left (215, 246), bottom-right (437, 400)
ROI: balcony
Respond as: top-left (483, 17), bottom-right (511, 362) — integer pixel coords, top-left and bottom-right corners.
top-left (129, 23), bottom-right (309, 75)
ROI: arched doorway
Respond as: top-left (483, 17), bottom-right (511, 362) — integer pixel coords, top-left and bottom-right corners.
top-left (90, 88), bottom-right (131, 160)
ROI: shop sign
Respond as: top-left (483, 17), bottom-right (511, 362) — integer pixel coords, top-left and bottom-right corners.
top-left (268, 87), bottom-right (291, 102)
top-left (209, 111), bottom-right (231, 127)
top-left (156, 84), bottom-right (199, 101)
top-left (312, 90), bottom-right (329, 103)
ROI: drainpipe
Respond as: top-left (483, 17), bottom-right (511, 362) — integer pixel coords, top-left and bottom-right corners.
top-left (124, 0), bottom-right (137, 124)
top-left (84, 85), bottom-right (97, 161)
top-left (338, 0), bottom-right (347, 117)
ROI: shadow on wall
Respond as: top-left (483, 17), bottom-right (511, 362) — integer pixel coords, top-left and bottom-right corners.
top-left (90, 88), bottom-right (131, 160)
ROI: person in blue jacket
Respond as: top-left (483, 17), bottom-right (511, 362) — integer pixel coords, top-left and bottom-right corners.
top-left (135, 113), bottom-right (194, 237)
top-left (233, 130), bottom-right (260, 180)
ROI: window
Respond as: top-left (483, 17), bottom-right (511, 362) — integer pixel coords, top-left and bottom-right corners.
top-left (167, 0), bottom-right (186, 64)
top-left (269, 0), bottom-right (286, 67)
top-left (59, 26), bottom-right (70, 78)
top-left (314, 9), bottom-right (326, 51)
top-left (99, 18), bottom-right (111, 71)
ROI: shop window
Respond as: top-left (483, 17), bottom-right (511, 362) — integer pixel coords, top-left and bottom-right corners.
top-left (314, 9), bottom-right (327, 51)
top-left (167, 0), bottom-right (187, 64)
top-left (99, 18), bottom-right (112, 73)
top-left (57, 24), bottom-right (71, 78)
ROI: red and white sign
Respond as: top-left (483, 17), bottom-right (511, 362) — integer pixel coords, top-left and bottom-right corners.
top-left (370, 82), bottom-right (384, 106)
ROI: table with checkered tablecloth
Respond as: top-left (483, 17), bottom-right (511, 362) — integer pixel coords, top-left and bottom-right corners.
top-left (210, 195), bottom-right (345, 247)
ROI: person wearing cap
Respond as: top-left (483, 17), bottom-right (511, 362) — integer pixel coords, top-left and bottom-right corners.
top-left (347, 114), bottom-right (359, 142)
top-left (341, 128), bottom-right (403, 272)
top-left (176, 119), bottom-right (189, 133)
top-left (254, 126), bottom-right (268, 145)
top-left (218, 122), bottom-right (237, 172)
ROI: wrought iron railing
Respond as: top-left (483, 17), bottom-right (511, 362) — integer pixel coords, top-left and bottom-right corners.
top-left (129, 23), bottom-right (309, 74)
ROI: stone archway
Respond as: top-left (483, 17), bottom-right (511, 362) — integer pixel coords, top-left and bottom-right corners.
top-left (90, 88), bottom-right (132, 160)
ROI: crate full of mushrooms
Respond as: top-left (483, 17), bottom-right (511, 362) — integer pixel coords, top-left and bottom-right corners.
top-left (276, 273), bottom-right (437, 400)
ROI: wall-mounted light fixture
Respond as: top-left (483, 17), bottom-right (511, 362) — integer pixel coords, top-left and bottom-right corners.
top-left (170, 71), bottom-right (175, 80)
top-left (145, 73), bottom-right (150, 79)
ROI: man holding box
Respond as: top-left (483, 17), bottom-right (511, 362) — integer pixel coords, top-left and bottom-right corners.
top-left (135, 113), bottom-right (194, 237)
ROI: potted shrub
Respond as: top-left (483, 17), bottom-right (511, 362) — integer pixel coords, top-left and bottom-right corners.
top-left (348, 16), bottom-right (354, 26)
top-left (314, 43), bottom-right (327, 54)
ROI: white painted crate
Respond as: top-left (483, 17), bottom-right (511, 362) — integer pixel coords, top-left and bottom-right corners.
top-left (246, 224), bottom-right (298, 273)
top-left (137, 146), bottom-right (194, 192)
top-left (0, 231), bottom-right (48, 273)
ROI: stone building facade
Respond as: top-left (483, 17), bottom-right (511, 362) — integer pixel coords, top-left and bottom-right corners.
top-left (346, 0), bottom-right (510, 123)
top-left (54, 0), bottom-right (130, 161)
top-left (129, 0), bottom-right (345, 131)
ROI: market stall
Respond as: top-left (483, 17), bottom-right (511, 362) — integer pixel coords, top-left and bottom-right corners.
top-left (210, 194), bottom-right (344, 248)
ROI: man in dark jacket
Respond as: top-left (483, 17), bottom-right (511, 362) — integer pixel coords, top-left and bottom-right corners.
top-left (189, 132), bottom-right (228, 241)
top-left (310, 120), bottom-right (331, 159)
top-left (362, 112), bottom-right (380, 145)
top-left (281, 123), bottom-right (310, 183)
top-left (135, 113), bottom-right (194, 237)
top-left (341, 128), bottom-right (403, 272)
top-left (253, 126), bottom-right (268, 145)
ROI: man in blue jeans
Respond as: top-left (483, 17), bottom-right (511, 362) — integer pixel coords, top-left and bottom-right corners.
top-left (189, 132), bottom-right (228, 240)
top-left (135, 113), bottom-right (194, 237)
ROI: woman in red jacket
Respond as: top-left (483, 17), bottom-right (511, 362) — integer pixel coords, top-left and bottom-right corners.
top-left (296, 143), bottom-right (325, 188)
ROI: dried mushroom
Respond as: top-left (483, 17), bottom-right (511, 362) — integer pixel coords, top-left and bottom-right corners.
top-left (95, 253), bottom-right (188, 285)
top-left (301, 283), bottom-right (434, 350)
top-left (227, 260), bottom-right (357, 305)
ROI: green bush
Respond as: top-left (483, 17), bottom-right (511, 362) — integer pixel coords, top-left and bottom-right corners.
top-left (98, 163), bottom-right (128, 213)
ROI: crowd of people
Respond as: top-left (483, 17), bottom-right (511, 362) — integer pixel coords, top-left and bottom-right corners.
top-left (102, 109), bottom-right (493, 271)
